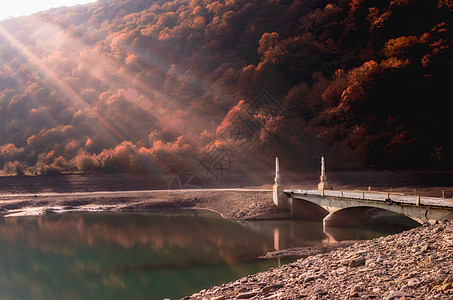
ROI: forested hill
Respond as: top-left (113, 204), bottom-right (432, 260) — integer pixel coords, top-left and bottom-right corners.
top-left (0, 0), bottom-right (451, 178)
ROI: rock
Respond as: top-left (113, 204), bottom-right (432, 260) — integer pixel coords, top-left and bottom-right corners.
top-left (349, 291), bottom-right (359, 297)
top-left (348, 257), bottom-right (366, 267)
top-left (262, 292), bottom-right (284, 300)
top-left (443, 274), bottom-right (453, 284)
top-left (407, 278), bottom-right (420, 287)
top-left (210, 296), bottom-right (225, 300)
top-left (304, 275), bottom-right (317, 283)
top-left (236, 291), bottom-right (259, 299)
top-left (421, 244), bottom-right (430, 253)
top-left (262, 283), bottom-right (284, 293)
top-left (386, 290), bottom-right (414, 299)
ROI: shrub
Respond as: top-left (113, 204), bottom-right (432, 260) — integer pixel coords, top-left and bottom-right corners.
top-left (3, 161), bottom-right (25, 176)
top-left (39, 164), bottom-right (62, 175)
top-left (74, 154), bottom-right (98, 173)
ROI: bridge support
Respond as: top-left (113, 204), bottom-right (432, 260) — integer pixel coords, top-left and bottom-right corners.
top-left (273, 157), bottom-right (291, 212)
top-left (318, 156), bottom-right (331, 190)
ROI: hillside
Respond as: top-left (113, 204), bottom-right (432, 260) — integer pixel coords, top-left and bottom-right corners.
top-left (0, 0), bottom-right (452, 180)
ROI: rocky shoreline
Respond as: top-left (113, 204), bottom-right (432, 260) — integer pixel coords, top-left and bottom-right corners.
top-left (185, 221), bottom-right (453, 300)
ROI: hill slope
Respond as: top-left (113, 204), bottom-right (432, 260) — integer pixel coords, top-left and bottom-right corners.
top-left (0, 0), bottom-right (451, 179)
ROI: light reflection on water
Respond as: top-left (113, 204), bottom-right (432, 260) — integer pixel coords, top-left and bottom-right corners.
top-left (0, 210), bottom-right (416, 300)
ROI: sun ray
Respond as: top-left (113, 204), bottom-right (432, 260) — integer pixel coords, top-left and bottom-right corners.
top-left (0, 19), bottom-right (132, 146)
top-left (0, 8), bottom-right (270, 176)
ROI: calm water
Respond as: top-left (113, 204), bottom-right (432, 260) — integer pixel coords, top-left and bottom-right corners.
top-left (0, 210), bottom-right (416, 300)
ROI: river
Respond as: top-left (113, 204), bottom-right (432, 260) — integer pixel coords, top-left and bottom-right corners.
top-left (0, 210), bottom-right (416, 299)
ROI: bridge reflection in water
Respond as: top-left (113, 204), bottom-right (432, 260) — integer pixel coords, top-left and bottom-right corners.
top-left (322, 207), bottom-right (420, 242)
top-left (245, 209), bottom-right (419, 253)
top-left (273, 218), bottom-right (418, 249)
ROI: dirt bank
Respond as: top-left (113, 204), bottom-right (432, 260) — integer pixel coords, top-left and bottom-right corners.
top-left (0, 189), bottom-right (279, 219)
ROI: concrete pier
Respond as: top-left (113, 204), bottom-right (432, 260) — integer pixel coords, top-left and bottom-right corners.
top-left (318, 156), bottom-right (331, 190)
top-left (272, 157), bottom-right (291, 211)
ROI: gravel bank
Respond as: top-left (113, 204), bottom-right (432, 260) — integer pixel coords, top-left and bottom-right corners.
top-left (185, 221), bottom-right (453, 299)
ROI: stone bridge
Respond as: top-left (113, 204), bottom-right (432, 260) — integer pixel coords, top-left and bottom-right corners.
top-left (273, 157), bottom-right (453, 225)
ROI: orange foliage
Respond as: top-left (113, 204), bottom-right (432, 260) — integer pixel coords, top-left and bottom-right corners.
top-left (0, 144), bottom-right (24, 159)
top-left (384, 36), bottom-right (421, 57)
top-left (0, 0), bottom-right (450, 172)
top-left (216, 100), bottom-right (250, 135)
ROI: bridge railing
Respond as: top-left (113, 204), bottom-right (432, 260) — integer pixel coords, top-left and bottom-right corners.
top-left (286, 189), bottom-right (453, 208)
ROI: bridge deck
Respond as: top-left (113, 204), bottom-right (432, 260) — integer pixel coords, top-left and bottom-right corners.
top-left (286, 189), bottom-right (453, 208)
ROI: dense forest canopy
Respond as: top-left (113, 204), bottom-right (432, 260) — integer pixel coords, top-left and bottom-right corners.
top-left (0, 0), bottom-right (451, 179)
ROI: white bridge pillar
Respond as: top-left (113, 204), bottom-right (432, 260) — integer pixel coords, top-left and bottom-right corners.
top-left (273, 157), bottom-right (291, 211)
top-left (318, 156), bottom-right (331, 191)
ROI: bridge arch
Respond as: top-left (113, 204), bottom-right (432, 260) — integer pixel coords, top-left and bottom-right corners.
top-left (289, 194), bottom-right (427, 225)
top-left (291, 198), bottom-right (329, 221)
top-left (323, 206), bottom-right (422, 227)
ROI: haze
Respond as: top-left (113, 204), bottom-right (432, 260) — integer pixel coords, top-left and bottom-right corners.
top-left (0, 1), bottom-right (97, 20)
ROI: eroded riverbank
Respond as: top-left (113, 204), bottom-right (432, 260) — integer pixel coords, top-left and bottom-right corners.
top-left (0, 189), bottom-right (278, 219)
top-left (185, 221), bottom-right (453, 299)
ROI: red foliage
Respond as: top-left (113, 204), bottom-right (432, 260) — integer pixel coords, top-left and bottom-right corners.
top-left (216, 100), bottom-right (250, 135)
top-left (0, 0), bottom-right (450, 172)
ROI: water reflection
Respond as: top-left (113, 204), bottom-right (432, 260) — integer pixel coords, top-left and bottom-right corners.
top-left (0, 211), bottom-right (416, 300)
top-left (241, 219), bottom-right (327, 251)
top-left (0, 212), bottom-right (322, 300)
top-left (322, 207), bottom-right (420, 242)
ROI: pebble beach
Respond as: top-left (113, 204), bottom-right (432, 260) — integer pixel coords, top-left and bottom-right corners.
top-left (185, 220), bottom-right (453, 299)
